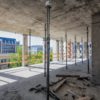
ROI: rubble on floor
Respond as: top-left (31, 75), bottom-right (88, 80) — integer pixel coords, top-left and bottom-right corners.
top-left (0, 63), bottom-right (99, 100)
top-left (30, 73), bottom-right (98, 100)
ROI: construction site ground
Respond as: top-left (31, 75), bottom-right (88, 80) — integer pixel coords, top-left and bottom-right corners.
top-left (0, 60), bottom-right (99, 100)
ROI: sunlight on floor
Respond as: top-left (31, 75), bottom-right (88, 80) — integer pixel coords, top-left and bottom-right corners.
top-left (0, 58), bottom-right (86, 86)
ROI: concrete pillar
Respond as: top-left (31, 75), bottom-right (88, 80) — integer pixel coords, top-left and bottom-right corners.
top-left (56, 40), bottom-right (59, 61)
top-left (77, 42), bottom-right (80, 58)
top-left (65, 33), bottom-right (68, 68)
top-left (68, 40), bottom-right (72, 59)
top-left (60, 39), bottom-right (63, 62)
top-left (92, 12), bottom-right (100, 84)
top-left (22, 34), bottom-right (28, 66)
top-left (64, 41), bottom-right (66, 61)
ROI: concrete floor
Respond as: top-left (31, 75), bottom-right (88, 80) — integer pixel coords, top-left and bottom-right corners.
top-left (0, 59), bottom-right (96, 100)
top-left (0, 59), bottom-right (87, 86)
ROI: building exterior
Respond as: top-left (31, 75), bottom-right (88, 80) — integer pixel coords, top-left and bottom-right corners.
top-left (30, 45), bottom-right (43, 54)
top-left (30, 45), bottom-right (53, 54)
top-left (0, 37), bottom-right (17, 69)
top-left (0, 37), bottom-right (16, 54)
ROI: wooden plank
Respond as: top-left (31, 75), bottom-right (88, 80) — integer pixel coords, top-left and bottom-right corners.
top-left (53, 79), bottom-right (66, 92)
top-left (56, 74), bottom-right (80, 78)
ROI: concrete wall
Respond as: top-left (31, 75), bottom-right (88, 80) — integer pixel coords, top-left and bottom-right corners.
top-left (92, 12), bottom-right (100, 84)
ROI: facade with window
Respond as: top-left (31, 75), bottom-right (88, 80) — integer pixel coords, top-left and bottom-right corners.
top-left (30, 45), bottom-right (43, 54)
top-left (0, 37), bottom-right (16, 54)
top-left (0, 37), bottom-right (17, 69)
top-left (30, 45), bottom-right (52, 54)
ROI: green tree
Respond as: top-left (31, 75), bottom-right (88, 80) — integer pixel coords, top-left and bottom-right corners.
top-left (9, 48), bottom-right (53, 68)
top-left (29, 51), bottom-right (43, 64)
top-left (9, 46), bottom-right (22, 68)
top-left (50, 51), bottom-right (53, 61)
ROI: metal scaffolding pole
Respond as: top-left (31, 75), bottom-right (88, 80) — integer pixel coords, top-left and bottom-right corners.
top-left (87, 26), bottom-right (90, 74)
top-left (45, 0), bottom-right (51, 100)
top-left (29, 29), bottom-right (31, 60)
top-left (81, 37), bottom-right (84, 64)
top-left (65, 33), bottom-right (67, 69)
top-left (44, 24), bottom-right (47, 77)
top-left (75, 35), bottom-right (77, 65)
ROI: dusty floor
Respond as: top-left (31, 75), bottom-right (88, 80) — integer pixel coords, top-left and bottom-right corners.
top-left (0, 60), bottom-right (99, 100)
top-left (50, 74), bottom-right (100, 100)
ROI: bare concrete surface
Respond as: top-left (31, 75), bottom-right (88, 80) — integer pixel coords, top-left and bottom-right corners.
top-left (0, 0), bottom-right (99, 40)
top-left (0, 60), bottom-right (99, 100)
top-left (92, 12), bottom-right (100, 84)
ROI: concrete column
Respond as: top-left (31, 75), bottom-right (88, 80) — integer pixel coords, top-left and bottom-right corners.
top-left (67, 40), bottom-right (72, 59)
top-left (65, 33), bottom-right (68, 69)
top-left (77, 42), bottom-right (80, 58)
top-left (22, 34), bottom-right (28, 66)
top-left (92, 12), bottom-right (100, 84)
top-left (56, 40), bottom-right (59, 61)
top-left (60, 39), bottom-right (63, 62)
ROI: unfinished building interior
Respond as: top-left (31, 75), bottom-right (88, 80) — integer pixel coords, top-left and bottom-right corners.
top-left (0, 0), bottom-right (100, 100)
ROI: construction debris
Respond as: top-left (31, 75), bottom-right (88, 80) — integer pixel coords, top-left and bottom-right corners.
top-left (51, 73), bottom-right (95, 100)
top-left (53, 79), bottom-right (66, 92)
top-left (29, 73), bottom-right (96, 100)
top-left (56, 74), bottom-right (90, 80)
top-left (50, 77), bottom-right (64, 86)
top-left (77, 95), bottom-right (95, 100)
top-left (56, 74), bottom-right (80, 78)
top-left (29, 84), bottom-right (60, 100)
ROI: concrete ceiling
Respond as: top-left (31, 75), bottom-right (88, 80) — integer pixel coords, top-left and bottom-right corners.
top-left (0, 0), bottom-right (100, 40)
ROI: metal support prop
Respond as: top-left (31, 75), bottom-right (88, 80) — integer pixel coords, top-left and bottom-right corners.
top-left (81, 37), bottom-right (84, 64)
top-left (45, 0), bottom-right (51, 100)
top-left (29, 29), bottom-right (31, 61)
top-left (87, 26), bottom-right (90, 74)
top-left (61, 38), bottom-right (63, 62)
top-left (75, 35), bottom-right (77, 65)
top-left (44, 24), bottom-right (47, 77)
top-left (65, 33), bottom-right (67, 69)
